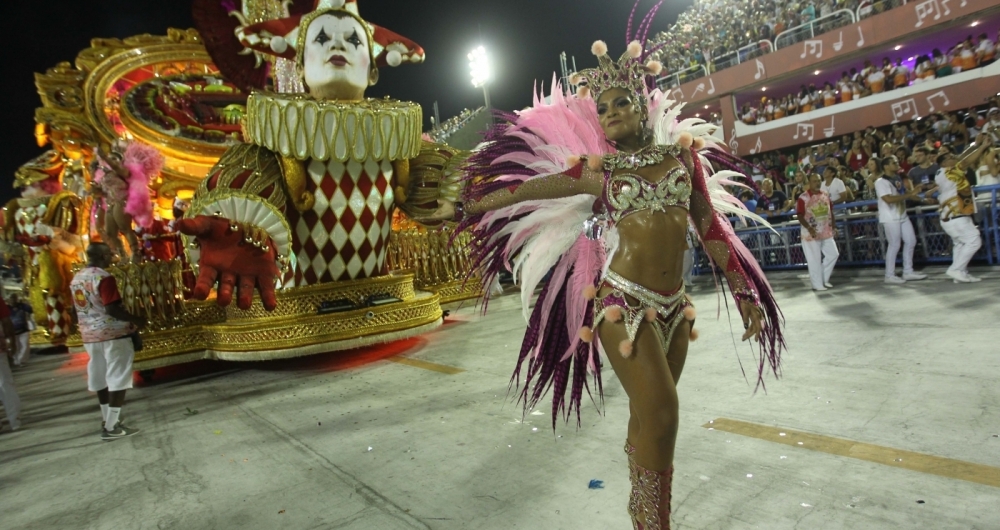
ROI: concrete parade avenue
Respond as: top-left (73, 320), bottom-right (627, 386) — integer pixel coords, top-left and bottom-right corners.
top-left (1, 266), bottom-right (999, 530)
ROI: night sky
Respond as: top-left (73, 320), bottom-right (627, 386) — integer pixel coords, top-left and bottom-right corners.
top-left (2, 0), bottom-right (692, 205)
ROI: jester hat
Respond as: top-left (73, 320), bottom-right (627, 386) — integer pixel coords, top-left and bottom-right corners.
top-left (194, 0), bottom-right (425, 91)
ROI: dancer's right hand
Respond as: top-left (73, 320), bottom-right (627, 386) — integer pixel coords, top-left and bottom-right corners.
top-left (175, 215), bottom-right (279, 312)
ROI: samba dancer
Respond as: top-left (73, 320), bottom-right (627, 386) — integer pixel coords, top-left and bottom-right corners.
top-left (423, 4), bottom-right (785, 527)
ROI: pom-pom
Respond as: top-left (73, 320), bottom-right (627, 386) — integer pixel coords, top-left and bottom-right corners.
top-left (386, 50), bottom-right (402, 67)
top-left (579, 326), bottom-right (594, 343)
top-left (689, 328), bottom-right (700, 342)
top-left (566, 155), bottom-right (582, 168)
top-left (269, 36), bottom-right (288, 54)
top-left (569, 74), bottom-right (583, 86)
top-left (591, 40), bottom-right (608, 57)
top-left (683, 306), bottom-right (697, 321)
top-left (587, 155), bottom-right (603, 171)
top-left (692, 137), bottom-right (706, 151)
top-left (645, 60), bottom-right (663, 76)
top-left (627, 41), bottom-right (643, 59)
top-left (606, 307), bottom-right (622, 323)
top-left (619, 340), bottom-right (634, 358)
top-left (678, 132), bottom-right (694, 149)
top-left (644, 307), bottom-right (659, 322)
top-left (582, 285), bottom-right (598, 300)
top-left (577, 86), bottom-right (591, 99)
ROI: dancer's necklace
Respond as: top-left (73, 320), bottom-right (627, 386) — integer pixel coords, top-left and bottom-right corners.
top-left (604, 144), bottom-right (679, 171)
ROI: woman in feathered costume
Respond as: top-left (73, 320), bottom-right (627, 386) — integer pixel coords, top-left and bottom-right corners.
top-left (92, 140), bottom-right (164, 263)
top-left (424, 3), bottom-right (785, 528)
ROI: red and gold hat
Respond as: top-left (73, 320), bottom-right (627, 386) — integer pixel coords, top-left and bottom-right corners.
top-left (194, 0), bottom-right (425, 90)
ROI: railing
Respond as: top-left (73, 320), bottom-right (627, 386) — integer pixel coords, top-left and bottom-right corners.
top-left (857, 0), bottom-right (908, 20)
top-left (656, 64), bottom-right (708, 90)
top-left (709, 41), bottom-right (774, 72)
top-left (694, 185), bottom-right (1000, 274)
top-left (774, 9), bottom-right (857, 50)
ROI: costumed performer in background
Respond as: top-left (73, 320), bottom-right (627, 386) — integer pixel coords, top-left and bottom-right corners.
top-left (422, 3), bottom-right (785, 527)
top-left (92, 140), bottom-right (164, 264)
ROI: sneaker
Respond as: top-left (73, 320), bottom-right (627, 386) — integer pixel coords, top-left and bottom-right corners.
top-left (966, 274), bottom-right (982, 282)
top-left (884, 276), bottom-right (906, 284)
top-left (824, 282), bottom-right (833, 288)
top-left (101, 422), bottom-right (139, 441)
top-left (947, 270), bottom-right (971, 283)
top-left (902, 272), bottom-right (928, 281)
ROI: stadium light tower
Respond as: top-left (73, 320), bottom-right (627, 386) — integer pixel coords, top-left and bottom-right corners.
top-left (468, 46), bottom-right (492, 110)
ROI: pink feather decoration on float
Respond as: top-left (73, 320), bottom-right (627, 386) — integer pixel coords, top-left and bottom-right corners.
top-left (121, 142), bottom-right (164, 229)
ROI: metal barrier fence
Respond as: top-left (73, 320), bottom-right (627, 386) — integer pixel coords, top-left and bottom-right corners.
top-left (774, 9), bottom-right (857, 50)
top-left (709, 41), bottom-right (774, 72)
top-left (695, 185), bottom-right (1000, 274)
top-left (656, 64), bottom-right (709, 90)
top-left (857, 0), bottom-right (908, 20)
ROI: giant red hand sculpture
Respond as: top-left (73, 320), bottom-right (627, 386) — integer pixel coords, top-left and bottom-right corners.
top-left (175, 216), bottom-right (279, 311)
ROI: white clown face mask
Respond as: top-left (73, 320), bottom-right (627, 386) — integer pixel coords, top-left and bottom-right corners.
top-left (302, 13), bottom-right (375, 101)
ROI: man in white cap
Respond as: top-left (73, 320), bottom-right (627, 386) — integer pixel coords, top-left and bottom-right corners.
top-left (933, 138), bottom-right (994, 282)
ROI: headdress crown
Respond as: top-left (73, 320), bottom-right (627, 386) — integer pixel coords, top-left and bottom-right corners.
top-left (572, 40), bottom-right (662, 103)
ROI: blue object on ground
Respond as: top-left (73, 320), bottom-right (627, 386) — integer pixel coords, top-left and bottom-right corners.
top-left (588, 479), bottom-right (605, 489)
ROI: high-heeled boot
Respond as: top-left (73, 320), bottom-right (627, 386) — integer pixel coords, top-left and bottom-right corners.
top-left (625, 442), bottom-right (672, 529)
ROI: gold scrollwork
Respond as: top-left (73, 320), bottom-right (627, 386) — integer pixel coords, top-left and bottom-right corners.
top-left (243, 92), bottom-right (423, 163)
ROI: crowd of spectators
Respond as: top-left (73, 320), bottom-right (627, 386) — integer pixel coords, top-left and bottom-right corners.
top-left (734, 97), bottom-right (1000, 220)
top-left (741, 30), bottom-right (998, 125)
top-left (427, 107), bottom-right (485, 144)
top-left (649, 0), bottom-right (871, 81)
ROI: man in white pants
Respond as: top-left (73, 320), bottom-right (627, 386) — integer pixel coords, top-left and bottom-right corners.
top-left (934, 140), bottom-right (992, 282)
top-left (0, 297), bottom-right (21, 432)
top-left (70, 243), bottom-right (145, 441)
top-left (876, 156), bottom-right (928, 284)
top-left (797, 173), bottom-right (839, 291)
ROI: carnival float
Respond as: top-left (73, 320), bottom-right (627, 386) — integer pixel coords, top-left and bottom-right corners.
top-left (6, 0), bottom-right (480, 371)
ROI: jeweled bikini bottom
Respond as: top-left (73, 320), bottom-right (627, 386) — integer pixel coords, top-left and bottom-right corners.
top-left (593, 270), bottom-right (692, 356)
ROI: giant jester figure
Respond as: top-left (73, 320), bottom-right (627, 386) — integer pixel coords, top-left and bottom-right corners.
top-left (181, 0), bottom-right (459, 310)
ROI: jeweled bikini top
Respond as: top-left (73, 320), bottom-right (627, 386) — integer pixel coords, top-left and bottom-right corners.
top-left (601, 144), bottom-right (692, 223)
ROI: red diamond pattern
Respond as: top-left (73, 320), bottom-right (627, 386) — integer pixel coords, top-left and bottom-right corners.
top-left (283, 159), bottom-right (395, 287)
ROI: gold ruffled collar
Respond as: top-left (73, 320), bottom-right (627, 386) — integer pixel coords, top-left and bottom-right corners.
top-left (243, 92), bottom-right (422, 163)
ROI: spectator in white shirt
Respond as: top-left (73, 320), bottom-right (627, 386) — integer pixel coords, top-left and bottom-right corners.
top-left (820, 166), bottom-right (853, 205)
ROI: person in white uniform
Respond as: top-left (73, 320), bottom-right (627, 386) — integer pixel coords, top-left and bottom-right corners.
top-left (797, 173), bottom-right (839, 291)
top-left (933, 138), bottom-right (993, 282)
top-left (0, 298), bottom-right (21, 432)
top-left (70, 243), bottom-right (146, 441)
top-left (875, 156), bottom-right (928, 284)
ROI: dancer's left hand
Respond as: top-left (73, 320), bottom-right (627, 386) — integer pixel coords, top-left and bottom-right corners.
top-left (740, 300), bottom-right (763, 342)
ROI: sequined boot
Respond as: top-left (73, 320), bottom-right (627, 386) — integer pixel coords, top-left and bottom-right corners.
top-left (625, 442), bottom-right (672, 530)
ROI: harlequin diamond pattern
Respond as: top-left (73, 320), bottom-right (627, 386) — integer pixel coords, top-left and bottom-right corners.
top-left (284, 159), bottom-right (395, 287)
top-left (45, 294), bottom-right (72, 344)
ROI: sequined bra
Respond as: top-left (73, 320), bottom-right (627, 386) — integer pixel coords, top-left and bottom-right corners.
top-left (603, 166), bottom-right (692, 223)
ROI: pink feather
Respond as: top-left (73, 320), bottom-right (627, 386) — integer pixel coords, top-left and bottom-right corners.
top-left (121, 142), bottom-right (165, 229)
top-left (562, 235), bottom-right (606, 361)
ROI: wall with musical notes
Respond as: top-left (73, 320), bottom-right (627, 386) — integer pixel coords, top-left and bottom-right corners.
top-left (667, 0), bottom-right (999, 109)
top-left (727, 61), bottom-right (999, 156)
